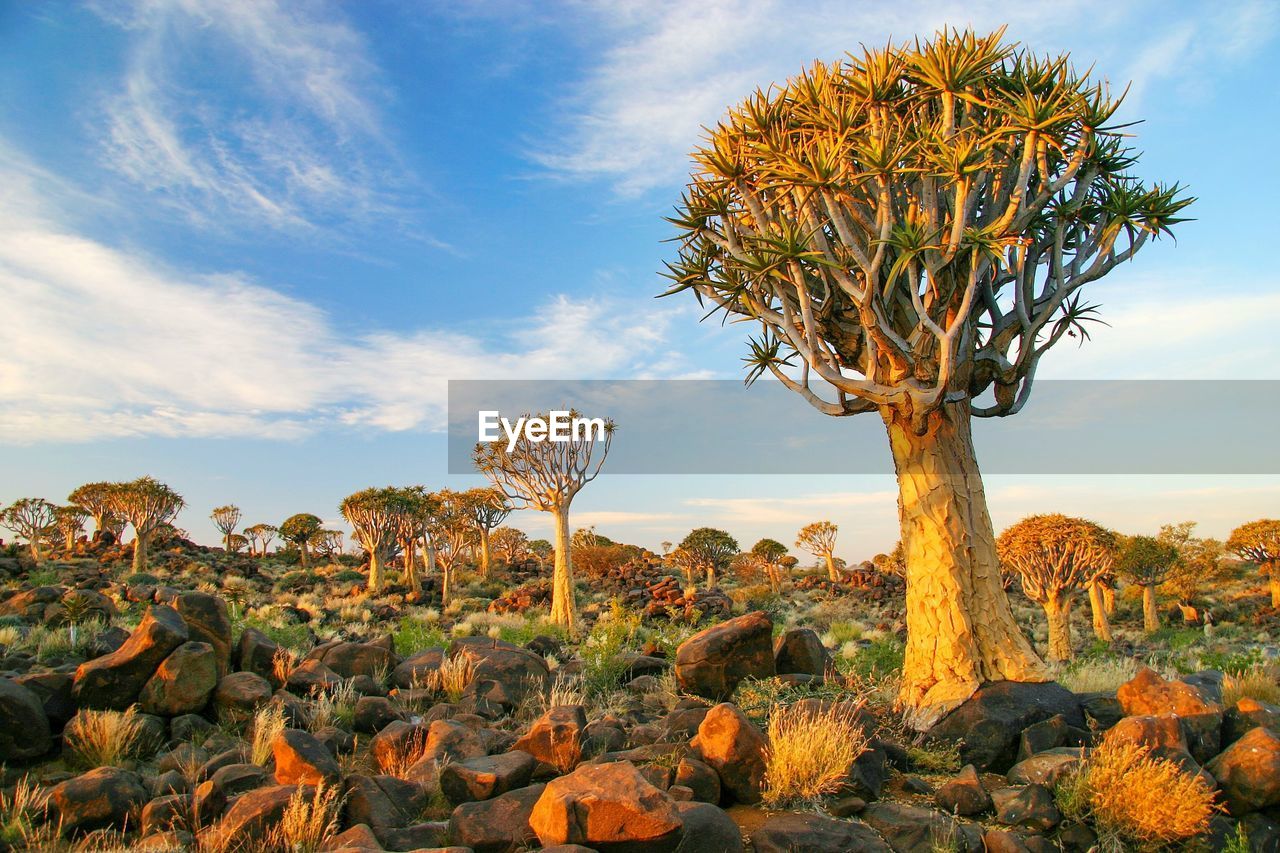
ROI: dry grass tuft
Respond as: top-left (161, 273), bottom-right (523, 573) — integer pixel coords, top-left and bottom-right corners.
top-left (272, 647), bottom-right (298, 687)
top-left (309, 680), bottom-right (358, 731)
top-left (0, 777), bottom-right (52, 847)
top-left (266, 783), bottom-right (343, 852)
top-left (250, 703), bottom-right (288, 767)
top-left (63, 705), bottom-right (150, 769)
top-left (1222, 666), bottom-right (1280, 707)
top-left (1057, 740), bottom-right (1218, 847)
top-left (1056, 656), bottom-right (1141, 694)
top-left (380, 729), bottom-right (431, 780)
top-left (762, 701), bottom-right (869, 807)
top-left (424, 654), bottom-right (474, 703)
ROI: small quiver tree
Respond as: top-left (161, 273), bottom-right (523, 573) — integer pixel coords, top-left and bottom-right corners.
top-left (106, 478), bottom-right (185, 573)
top-left (795, 521), bottom-right (840, 581)
top-left (467, 488), bottom-right (511, 579)
top-left (67, 482), bottom-right (115, 540)
top-left (243, 523), bottom-right (277, 558)
top-left (1226, 519), bottom-right (1280, 609)
top-left (424, 489), bottom-right (480, 609)
top-left (53, 504), bottom-right (90, 553)
top-left (1157, 522), bottom-right (1226, 607)
top-left (997, 515), bottom-right (1115, 661)
top-left (490, 526), bottom-right (530, 566)
top-left (1116, 535), bottom-right (1180, 634)
top-left (679, 527), bottom-right (739, 590)
top-left (474, 410), bottom-right (615, 632)
top-left (340, 488), bottom-right (410, 592)
top-left (210, 505), bottom-right (242, 553)
top-left (279, 514), bottom-right (323, 569)
top-left (752, 537), bottom-right (790, 592)
top-left (1, 498), bottom-right (57, 562)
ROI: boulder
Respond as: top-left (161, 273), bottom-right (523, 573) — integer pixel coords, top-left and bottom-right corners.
top-left (197, 784), bottom-right (299, 851)
top-left (13, 671), bottom-right (75, 732)
top-left (353, 695), bottom-right (405, 734)
top-left (1224, 697), bottom-right (1280, 746)
top-left (671, 800), bottom-right (743, 852)
top-left (674, 612), bottom-right (774, 701)
top-left (673, 757), bottom-right (720, 805)
top-left (441, 750), bottom-right (536, 804)
top-left (861, 802), bottom-right (983, 853)
top-left (342, 774), bottom-right (427, 843)
top-left (530, 761), bottom-right (683, 852)
top-left (1016, 714), bottom-right (1087, 761)
top-left (213, 671), bottom-right (273, 720)
top-left (322, 823), bottom-right (385, 851)
top-left (927, 681), bottom-right (1084, 772)
top-left (1205, 726), bottom-right (1280, 815)
top-left (209, 763), bottom-right (270, 799)
top-left (512, 705), bottom-right (587, 773)
top-left (288, 658), bottom-right (344, 695)
top-left (235, 627), bottom-right (282, 686)
top-left (447, 782), bottom-right (545, 853)
top-left (0, 677), bottom-right (52, 761)
top-left (172, 592), bottom-right (233, 677)
top-left (689, 703), bottom-right (767, 804)
top-left (990, 784), bottom-right (1060, 832)
top-left (49, 767), bottom-right (148, 835)
top-left (72, 605), bottom-right (189, 710)
top-left (772, 628), bottom-right (831, 677)
top-left (392, 647), bottom-right (444, 689)
top-left (1117, 667), bottom-right (1224, 762)
top-left (274, 728), bottom-right (342, 786)
top-left (934, 764), bottom-right (991, 816)
top-left (450, 637), bottom-right (550, 707)
top-left (140, 793), bottom-right (189, 835)
top-left (750, 812), bottom-right (889, 853)
top-left (139, 641), bottom-right (219, 716)
top-left (309, 641), bottom-right (397, 681)
top-left (1005, 748), bottom-right (1082, 788)
top-left (372, 720), bottom-right (428, 773)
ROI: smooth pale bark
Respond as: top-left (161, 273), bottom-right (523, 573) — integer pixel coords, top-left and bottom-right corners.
top-left (550, 507), bottom-right (576, 631)
top-left (368, 551), bottom-right (385, 592)
top-left (479, 529), bottom-right (492, 579)
top-left (886, 402), bottom-right (1048, 730)
top-left (224, 533), bottom-right (233, 553)
top-left (1087, 580), bottom-right (1113, 644)
top-left (1102, 584), bottom-right (1116, 614)
top-left (441, 561), bottom-right (453, 609)
top-left (404, 553), bottom-right (421, 596)
top-left (298, 542), bottom-right (311, 569)
top-left (1267, 561), bottom-right (1280, 608)
top-left (824, 553), bottom-right (839, 582)
top-left (132, 532), bottom-right (149, 573)
top-left (1042, 592), bottom-right (1073, 662)
top-left (1141, 584), bottom-right (1160, 633)
top-left (64, 530), bottom-right (76, 552)
top-left (29, 538), bottom-right (43, 563)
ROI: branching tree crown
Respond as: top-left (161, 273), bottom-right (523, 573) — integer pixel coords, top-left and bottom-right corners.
top-left (106, 477), bottom-right (185, 572)
top-left (1, 498), bottom-right (57, 562)
top-left (280, 513), bottom-right (323, 568)
top-left (53, 504), bottom-right (90, 551)
top-left (340, 488), bottom-right (411, 590)
top-left (211, 505), bottom-right (242, 549)
top-left (1226, 519), bottom-right (1280, 608)
top-left (68, 482), bottom-right (116, 537)
top-left (243, 523), bottom-right (278, 556)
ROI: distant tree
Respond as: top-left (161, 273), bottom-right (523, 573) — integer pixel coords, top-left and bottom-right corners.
top-left (106, 477), bottom-right (185, 573)
top-left (53, 504), bottom-right (90, 552)
top-left (663, 28), bottom-right (1191, 726)
top-left (426, 489), bottom-right (480, 608)
top-left (1226, 519), bottom-right (1280, 608)
top-left (528, 538), bottom-right (553, 566)
top-left (390, 487), bottom-right (433, 595)
top-left (67, 482), bottom-right (116, 539)
top-left (340, 489), bottom-right (413, 592)
top-left (795, 522), bottom-right (840, 581)
top-left (313, 530), bottom-right (344, 561)
top-left (210, 505), bottom-right (242, 553)
top-left (679, 527), bottom-right (739, 589)
top-left (872, 541), bottom-right (907, 579)
top-left (279, 514), bottom-right (323, 568)
top-left (475, 409), bottom-right (615, 631)
top-left (243, 523), bottom-right (277, 557)
top-left (997, 515), bottom-right (1116, 661)
top-left (1157, 521), bottom-right (1227, 604)
top-left (1, 498), bottom-right (57, 562)
top-left (660, 540), bottom-right (673, 555)
top-left (1116, 535), bottom-right (1181, 633)
top-left (751, 537), bottom-right (790, 591)
top-left (490, 526), bottom-right (530, 565)
top-left (466, 487), bottom-right (511, 579)
top-left (226, 532), bottom-right (249, 554)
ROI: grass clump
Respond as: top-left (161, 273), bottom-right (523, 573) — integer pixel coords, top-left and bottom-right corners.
top-left (250, 703), bottom-right (288, 766)
top-left (1055, 740), bottom-right (1218, 848)
top-left (266, 783), bottom-right (344, 852)
top-left (1222, 665), bottom-right (1280, 706)
top-left (422, 655), bottom-right (474, 703)
top-left (762, 701), bottom-right (868, 807)
top-left (393, 615), bottom-right (447, 655)
top-left (905, 738), bottom-right (962, 774)
top-left (63, 705), bottom-right (151, 769)
top-left (0, 778), bottom-right (47, 846)
top-left (1056, 655), bottom-right (1141, 694)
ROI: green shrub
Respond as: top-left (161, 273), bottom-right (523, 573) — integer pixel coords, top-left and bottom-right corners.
top-left (332, 570), bottom-right (365, 584)
top-left (121, 572), bottom-right (160, 586)
top-left (394, 617), bottom-right (447, 655)
top-left (580, 601), bottom-right (642, 697)
top-left (279, 570), bottom-right (321, 591)
top-left (842, 637), bottom-right (904, 680)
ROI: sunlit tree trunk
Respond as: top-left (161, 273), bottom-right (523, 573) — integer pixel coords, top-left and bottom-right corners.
top-left (1087, 580), bottom-right (1112, 644)
top-left (824, 553), bottom-right (839, 582)
top-left (1267, 561), bottom-right (1280, 608)
top-left (886, 402), bottom-right (1048, 729)
top-left (298, 541), bottom-right (310, 569)
top-left (479, 528), bottom-right (492, 579)
top-left (368, 551), bottom-right (385, 592)
top-left (1102, 584), bottom-right (1115, 614)
top-left (29, 538), bottom-right (43, 563)
top-left (132, 532), bottom-right (149, 573)
top-left (550, 506), bottom-right (576, 631)
top-left (1043, 591), bottom-right (1073, 662)
top-left (1142, 584), bottom-right (1160, 633)
top-left (441, 561), bottom-right (453, 609)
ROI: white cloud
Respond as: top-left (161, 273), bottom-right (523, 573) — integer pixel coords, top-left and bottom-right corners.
top-left (94, 0), bottom-right (404, 233)
top-left (536, 0), bottom-right (1275, 195)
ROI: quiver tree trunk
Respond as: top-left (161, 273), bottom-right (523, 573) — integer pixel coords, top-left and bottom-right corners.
top-left (298, 542), bottom-right (310, 569)
top-left (1102, 584), bottom-right (1115, 614)
top-left (705, 565), bottom-right (717, 589)
top-left (1042, 591), bottom-right (1074, 662)
top-left (1268, 561), bottom-right (1280, 609)
top-left (550, 506), bottom-right (576, 631)
top-left (131, 532), bottom-right (149, 573)
top-left (1087, 580), bottom-right (1112, 644)
top-left (368, 550), bottom-right (385, 592)
top-left (479, 529), bottom-right (492, 579)
top-left (441, 562), bottom-right (453, 608)
top-left (1141, 584), bottom-right (1160, 633)
top-left (886, 402), bottom-right (1048, 729)
top-left (824, 553), bottom-right (839, 582)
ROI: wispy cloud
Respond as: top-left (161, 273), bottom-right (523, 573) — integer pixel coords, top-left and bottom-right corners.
top-left (93, 0), bottom-right (407, 233)
top-left (534, 0), bottom-right (1275, 195)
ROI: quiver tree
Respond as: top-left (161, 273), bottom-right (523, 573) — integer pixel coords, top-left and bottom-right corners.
top-left (279, 514), bottom-right (323, 568)
top-left (53, 504), bottom-right (90, 552)
top-left (996, 515), bottom-right (1115, 661)
top-left (210, 505), bottom-right (242, 553)
top-left (226, 533), bottom-right (249, 554)
top-left (795, 521), bottom-right (840, 580)
top-left (490, 526), bottom-right (530, 565)
top-left (1226, 519), bottom-right (1280, 608)
top-left (425, 489), bottom-right (479, 608)
top-left (1158, 521), bottom-right (1226, 605)
top-left (751, 537), bottom-right (790, 591)
top-left (1116, 535), bottom-right (1180, 633)
top-left (474, 409), bottom-right (615, 631)
top-left (662, 28), bottom-right (1191, 727)
top-left (340, 488), bottom-right (411, 592)
top-left (243, 523), bottom-right (277, 557)
top-left (466, 487), bottom-right (511, 579)
top-left (106, 477), bottom-right (185, 573)
top-left (678, 527), bottom-right (739, 589)
top-left (393, 486), bottom-right (435, 594)
top-left (313, 530), bottom-right (344, 561)
top-left (67, 482), bottom-right (116, 540)
top-left (1, 498), bottom-right (57, 562)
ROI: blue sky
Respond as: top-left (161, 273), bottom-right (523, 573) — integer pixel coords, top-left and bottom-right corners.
top-left (2, 0), bottom-right (1279, 559)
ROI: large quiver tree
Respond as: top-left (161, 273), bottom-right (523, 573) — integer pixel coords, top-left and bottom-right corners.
top-left (997, 514), bottom-right (1115, 661)
top-left (664, 28), bottom-right (1191, 727)
top-left (340, 488), bottom-right (410, 592)
top-left (467, 487), bottom-right (511, 579)
top-left (1226, 519), bottom-right (1280, 609)
top-left (106, 478), bottom-right (185, 573)
top-left (1, 498), bottom-right (57, 562)
top-left (280, 513), bottom-right (323, 569)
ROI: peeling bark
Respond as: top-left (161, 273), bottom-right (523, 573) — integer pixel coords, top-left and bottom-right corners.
top-left (368, 551), bottom-right (385, 592)
top-left (1141, 584), bottom-right (1160, 633)
top-left (1087, 580), bottom-right (1112, 644)
top-left (886, 401), bottom-right (1048, 730)
top-left (1043, 593), bottom-right (1072, 662)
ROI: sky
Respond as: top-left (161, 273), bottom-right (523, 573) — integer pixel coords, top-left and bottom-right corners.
top-left (1, 0), bottom-right (1279, 560)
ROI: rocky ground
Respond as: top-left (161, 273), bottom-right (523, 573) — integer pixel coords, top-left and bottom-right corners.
top-left (0, 536), bottom-right (1277, 852)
